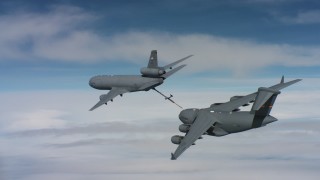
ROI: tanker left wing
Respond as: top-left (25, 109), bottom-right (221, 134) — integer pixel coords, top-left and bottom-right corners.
top-left (171, 109), bottom-right (217, 160)
top-left (89, 87), bottom-right (129, 111)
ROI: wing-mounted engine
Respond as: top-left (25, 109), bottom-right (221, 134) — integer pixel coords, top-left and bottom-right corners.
top-left (179, 124), bottom-right (190, 133)
top-left (171, 135), bottom-right (184, 144)
top-left (179, 108), bottom-right (199, 124)
top-left (210, 103), bottom-right (224, 108)
top-left (230, 96), bottom-right (244, 101)
top-left (171, 135), bottom-right (195, 145)
top-left (99, 94), bottom-right (111, 104)
top-left (230, 95), bottom-right (250, 107)
top-left (231, 95), bottom-right (255, 108)
top-left (140, 67), bottom-right (166, 77)
top-left (99, 94), bottom-right (107, 100)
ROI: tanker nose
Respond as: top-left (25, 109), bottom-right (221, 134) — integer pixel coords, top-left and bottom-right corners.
top-left (89, 77), bottom-right (96, 88)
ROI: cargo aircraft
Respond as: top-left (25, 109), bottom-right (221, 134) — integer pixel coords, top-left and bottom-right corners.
top-left (171, 77), bottom-right (301, 160)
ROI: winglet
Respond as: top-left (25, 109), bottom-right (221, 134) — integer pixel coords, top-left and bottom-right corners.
top-left (281, 76), bottom-right (284, 83)
top-left (171, 153), bottom-right (176, 160)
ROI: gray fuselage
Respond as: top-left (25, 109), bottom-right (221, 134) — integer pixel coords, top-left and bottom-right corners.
top-left (89, 75), bottom-right (164, 91)
top-left (207, 111), bottom-right (277, 135)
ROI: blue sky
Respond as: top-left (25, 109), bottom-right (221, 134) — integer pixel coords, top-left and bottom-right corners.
top-left (1, 0), bottom-right (320, 180)
top-left (1, 0), bottom-right (320, 92)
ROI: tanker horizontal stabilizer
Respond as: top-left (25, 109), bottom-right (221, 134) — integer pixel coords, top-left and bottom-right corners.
top-left (161, 64), bottom-right (186, 79)
top-left (163, 55), bottom-right (193, 70)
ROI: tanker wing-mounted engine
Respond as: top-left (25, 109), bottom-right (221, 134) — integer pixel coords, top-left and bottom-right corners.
top-left (99, 94), bottom-right (110, 104)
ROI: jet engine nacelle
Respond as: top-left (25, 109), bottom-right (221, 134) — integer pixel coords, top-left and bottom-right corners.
top-left (99, 94), bottom-right (108, 100)
top-left (179, 108), bottom-right (199, 124)
top-left (140, 67), bottom-right (166, 77)
top-left (171, 135), bottom-right (184, 145)
top-left (230, 96), bottom-right (244, 101)
top-left (179, 124), bottom-right (190, 133)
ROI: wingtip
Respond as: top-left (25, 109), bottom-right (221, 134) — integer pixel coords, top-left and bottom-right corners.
top-left (171, 153), bottom-right (177, 160)
top-left (281, 76), bottom-right (302, 84)
top-left (89, 104), bottom-right (100, 111)
top-left (292, 78), bottom-right (302, 83)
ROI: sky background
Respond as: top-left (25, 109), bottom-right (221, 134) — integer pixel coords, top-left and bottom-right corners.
top-left (1, 0), bottom-right (320, 179)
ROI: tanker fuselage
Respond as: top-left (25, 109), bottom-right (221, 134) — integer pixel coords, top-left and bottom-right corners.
top-left (89, 75), bottom-right (163, 91)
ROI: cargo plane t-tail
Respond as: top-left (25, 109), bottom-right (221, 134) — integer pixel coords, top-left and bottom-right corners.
top-left (89, 50), bottom-right (193, 111)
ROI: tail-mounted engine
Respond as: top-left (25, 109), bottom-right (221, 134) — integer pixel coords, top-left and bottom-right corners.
top-left (140, 67), bottom-right (166, 77)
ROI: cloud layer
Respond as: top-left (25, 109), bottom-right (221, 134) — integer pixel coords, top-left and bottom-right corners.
top-left (0, 77), bottom-right (319, 180)
top-left (1, 5), bottom-right (320, 76)
top-left (0, 4), bottom-right (319, 180)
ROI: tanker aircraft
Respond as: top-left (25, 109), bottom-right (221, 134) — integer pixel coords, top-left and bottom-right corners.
top-left (171, 77), bottom-right (301, 160)
top-left (89, 50), bottom-right (192, 111)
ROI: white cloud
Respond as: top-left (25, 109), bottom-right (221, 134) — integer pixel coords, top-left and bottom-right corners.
top-left (0, 6), bottom-right (320, 76)
top-left (0, 5), bottom-right (96, 60)
top-left (6, 109), bottom-right (67, 131)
